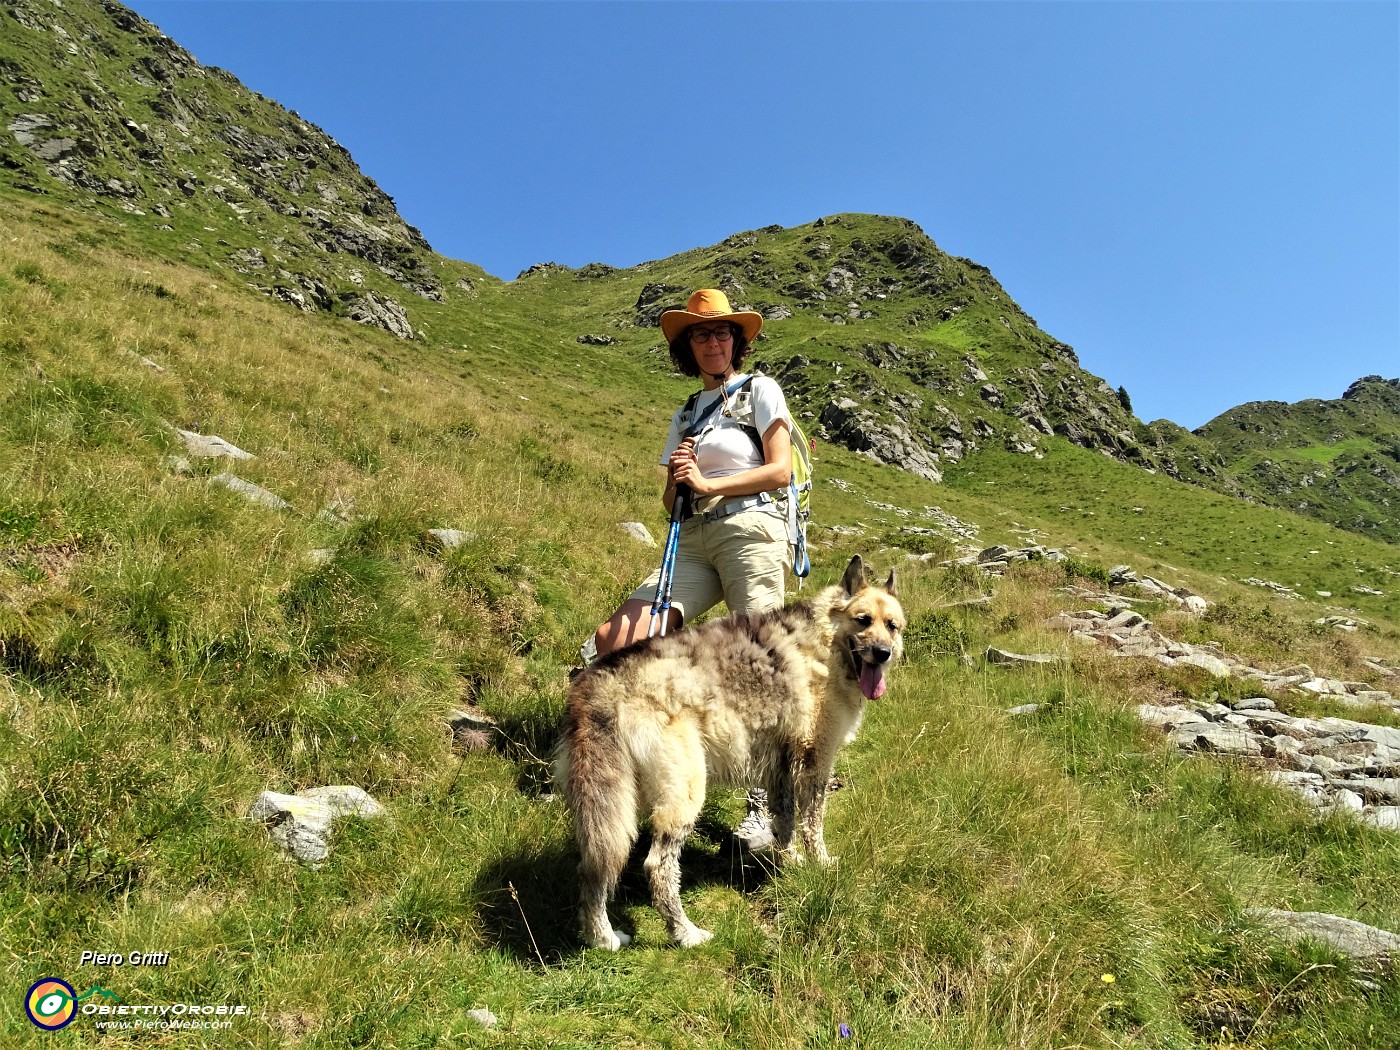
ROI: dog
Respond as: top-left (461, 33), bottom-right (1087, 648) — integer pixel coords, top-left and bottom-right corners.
top-left (556, 555), bottom-right (905, 949)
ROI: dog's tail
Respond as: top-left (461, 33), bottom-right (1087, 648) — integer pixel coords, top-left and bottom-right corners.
top-left (557, 679), bottom-right (638, 902)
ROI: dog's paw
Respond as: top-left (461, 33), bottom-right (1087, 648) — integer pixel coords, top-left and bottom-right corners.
top-left (592, 929), bottom-right (631, 951)
top-left (775, 848), bottom-right (805, 868)
top-left (674, 925), bottom-right (713, 948)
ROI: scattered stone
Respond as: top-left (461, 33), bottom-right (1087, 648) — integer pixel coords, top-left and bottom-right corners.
top-left (1316, 616), bottom-right (1366, 632)
top-left (124, 349), bottom-right (165, 372)
top-left (1363, 808), bottom-right (1400, 831)
top-left (1241, 577), bottom-right (1301, 600)
top-left (177, 428), bottom-right (254, 460)
top-left (921, 506), bottom-right (980, 542)
top-left (1363, 658), bottom-right (1398, 679)
top-left (964, 551), bottom-right (1210, 614)
top-left (620, 521), bottom-right (656, 547)
top-left (1233, 697), bottom-right (1277, 712)
top-left (467, 1008), bottom-right (498, 1029)
top-left (318, 501), bottom-right (355, 525)
top-left (1139, 696), bottom-right (1400, 832)
top-left (1049, 608), bottom-right (1399, 715)
top-left (230, 246), bottom-right (267, 271)
top-left (1168, 721), bottom-right (1263, 758)
top-left (245, 786), bottom-right (385, 866)
top-left (1007, 704), bottom-right (1041, 716)
top-left (1297, 677), bottom-right (1351, 697)
top-left (425, 528), bottom-right (475, 551)
top-left (1246, 909), bottom-right (1400, 970)
top-left (1176, 651), bottom-right (1235, 678)
top-left (210, 473), bottom-right (291, 510)
top-left (1109, 565), bottom-right (1138, 585)
top-left (944, 595), bottom-right (994, 609)
top-left (1181, 595), bottom-right (1209, 616)
top-left (985, 647), bottom-right (1062, 667)
top-left (953, 543), bottom-right (1067, 574)
top-left (344, 292), bottom-right (413, 340)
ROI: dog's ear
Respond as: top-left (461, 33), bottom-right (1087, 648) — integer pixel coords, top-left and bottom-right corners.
top-left (884, 569), bottom-right (897, 596)
top-left (841, 555), bottom-right (867, 597)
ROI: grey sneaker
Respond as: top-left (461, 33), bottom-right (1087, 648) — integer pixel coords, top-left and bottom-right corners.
top-left (578, 635), bottom-right (598, 665)
top-left (732, 789), bottom-right (774, 851)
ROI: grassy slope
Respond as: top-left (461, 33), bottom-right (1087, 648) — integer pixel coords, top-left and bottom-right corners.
top-left (944, 445), bottom-right (1400, 626)
top-left (2, 191), bottom-right (1399, 1048)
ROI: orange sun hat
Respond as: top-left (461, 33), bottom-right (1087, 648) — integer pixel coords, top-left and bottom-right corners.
top-left (659, 289), bottom-right (764, 344)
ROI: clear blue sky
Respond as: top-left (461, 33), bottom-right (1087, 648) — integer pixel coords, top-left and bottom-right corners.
top-left (126, 0), bottom-right (1397, 430)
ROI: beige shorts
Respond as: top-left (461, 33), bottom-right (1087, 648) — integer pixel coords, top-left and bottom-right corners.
top-left (630, 509), bottom-right (788, 624)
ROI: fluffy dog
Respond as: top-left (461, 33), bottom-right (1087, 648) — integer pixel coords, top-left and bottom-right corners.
top-left (557, 555), bottom-right (905, 949)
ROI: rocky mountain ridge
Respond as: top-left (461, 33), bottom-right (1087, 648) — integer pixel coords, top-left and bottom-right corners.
top-left (1158, 376), bottom-right (1400, 544)
top-left (2, 0), bottom-right (458, 333)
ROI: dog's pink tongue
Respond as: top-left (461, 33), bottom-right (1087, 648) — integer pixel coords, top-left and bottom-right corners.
top-left (859, 663), bottom-right (887, 700)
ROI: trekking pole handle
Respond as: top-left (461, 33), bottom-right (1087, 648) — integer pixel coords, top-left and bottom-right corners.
top-left (669, 483), bottom-right (690, 523)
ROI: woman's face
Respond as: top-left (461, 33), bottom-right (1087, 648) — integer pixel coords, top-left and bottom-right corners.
top-left (688, 323), bottom-right (736, 377)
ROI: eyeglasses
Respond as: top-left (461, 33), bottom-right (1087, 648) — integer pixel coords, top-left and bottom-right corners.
top-left (689, 326), bottom-right (734, 344)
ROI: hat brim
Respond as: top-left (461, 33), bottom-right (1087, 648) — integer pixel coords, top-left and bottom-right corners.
top-left (659, 307), bottom-right (763, 344)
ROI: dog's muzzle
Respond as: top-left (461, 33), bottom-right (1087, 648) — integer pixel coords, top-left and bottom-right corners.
top-left (848, 640), bottom-right (893, 700)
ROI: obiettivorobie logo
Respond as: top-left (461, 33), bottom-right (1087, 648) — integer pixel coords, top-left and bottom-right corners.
top-left (25, 978), bottom-right (121, 1030)
top-left (23, 976), bottom-right (249, 1033)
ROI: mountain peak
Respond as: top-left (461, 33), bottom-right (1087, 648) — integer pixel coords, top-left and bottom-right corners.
top-left (1344, 375), bottom-right (1400, 403)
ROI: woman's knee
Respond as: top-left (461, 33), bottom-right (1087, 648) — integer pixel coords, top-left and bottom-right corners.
top-left (593, 618), bottom-right (627, 656)
top-left (595, 601), bottom-right (678, 656)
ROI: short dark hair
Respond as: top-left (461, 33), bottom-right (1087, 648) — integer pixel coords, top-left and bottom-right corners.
top-left (667, 323), bottom-right (752, 378)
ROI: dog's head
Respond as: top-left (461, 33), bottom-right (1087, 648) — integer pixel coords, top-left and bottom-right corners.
top-left (835, 555), bottom-right (905, 701)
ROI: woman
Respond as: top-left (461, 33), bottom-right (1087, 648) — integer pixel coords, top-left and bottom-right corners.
top-left (590, 288), bottom-right (794, 658)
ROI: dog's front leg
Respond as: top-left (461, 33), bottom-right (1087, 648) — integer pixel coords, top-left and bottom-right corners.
top-left (767, 768), bottom-right (798, 862)
top-left (794, 765), bottom-right (835, 866)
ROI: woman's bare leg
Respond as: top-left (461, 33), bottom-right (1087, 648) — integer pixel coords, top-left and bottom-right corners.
top-left (593, 598), bottom-right (681, 657)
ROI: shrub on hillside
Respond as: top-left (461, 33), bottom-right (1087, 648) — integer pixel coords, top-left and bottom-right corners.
top-left (903, 610), bottom-right (968, 657)
top-left (1062, 556), bottom-right (1111, 587)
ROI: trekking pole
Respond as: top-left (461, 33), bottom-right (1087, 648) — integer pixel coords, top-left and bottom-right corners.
top-left (649, 485), bottom-right (688, 638)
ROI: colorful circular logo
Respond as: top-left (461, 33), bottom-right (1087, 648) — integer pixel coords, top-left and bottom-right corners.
top-left (26, 978), bottom-right (77, 1030)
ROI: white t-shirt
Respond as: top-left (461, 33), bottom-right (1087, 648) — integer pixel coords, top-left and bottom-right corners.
top-left (660, 375), bottom-right (791, 479)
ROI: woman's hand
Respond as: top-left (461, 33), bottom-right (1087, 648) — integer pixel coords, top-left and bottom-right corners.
top-left (669, 439), bottom-right (715, 495)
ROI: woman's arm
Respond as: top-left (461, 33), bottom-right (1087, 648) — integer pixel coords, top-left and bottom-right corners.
top-left (671, 420), bottom-right (791, 500)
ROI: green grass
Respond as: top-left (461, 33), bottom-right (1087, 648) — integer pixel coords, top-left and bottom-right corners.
top-left (1, 193), bottom-right (1398, 1049)
top-left (1289, 438), bottom-right (1380, 465)
top-left (943, 442), bottom-right (1400, 627)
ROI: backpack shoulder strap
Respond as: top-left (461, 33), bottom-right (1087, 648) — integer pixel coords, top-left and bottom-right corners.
top-left (677, 390), bottom-right (702, 433)
top-left (681, 374), bottom-right (752, 439)
top-left (724, 375), bottom-right (763, 450)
